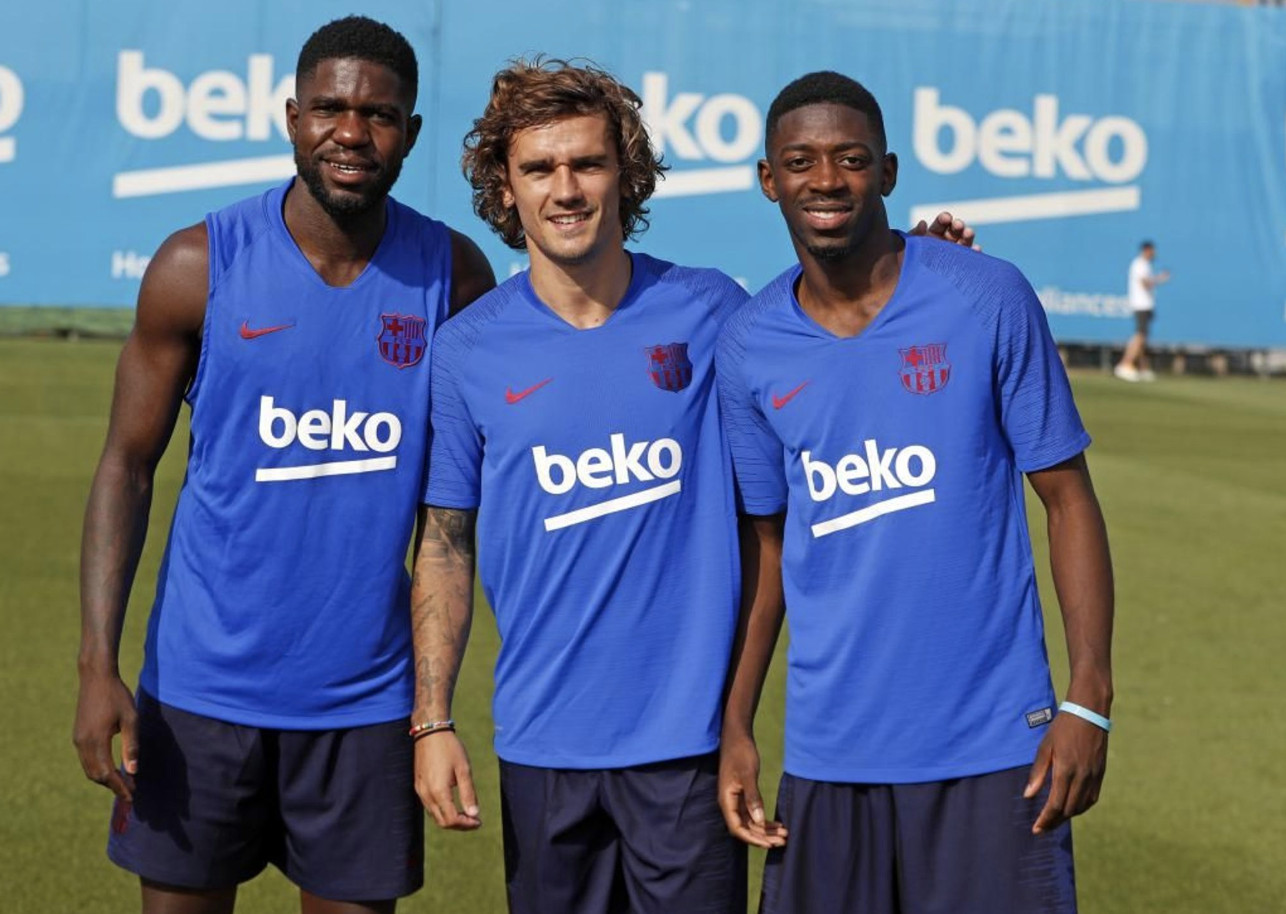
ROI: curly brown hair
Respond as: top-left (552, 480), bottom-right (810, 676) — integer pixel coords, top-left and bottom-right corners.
top-left (462, 58), bottom-right (666, 250)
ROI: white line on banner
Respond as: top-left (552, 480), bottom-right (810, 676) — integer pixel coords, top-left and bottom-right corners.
top-left (544, 481), bottom-right (682, 531)
top-left (811, 489), bottom-right (936, 538)
top-left (909, 186), bottom-right (1140, 227)
top-left (113, 155), bottom-right (297, 198)
top-left (654, 166), bottom-right (755, 199)
top-left (255, 456), bottom-right (397, 483)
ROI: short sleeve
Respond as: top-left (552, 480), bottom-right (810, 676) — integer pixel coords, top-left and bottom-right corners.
top-left (994, 269), bottom-right (1092, 472)
top-left (716, 316), bottom-right (788, 515)
top-left (423, 327), bottom-right (483, 508)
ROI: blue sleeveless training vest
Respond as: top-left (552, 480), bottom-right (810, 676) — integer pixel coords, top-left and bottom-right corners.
top-left (139, 179), bottom-right (452, 728)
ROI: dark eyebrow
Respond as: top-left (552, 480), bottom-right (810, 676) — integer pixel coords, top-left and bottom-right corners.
top-left (516, 154), bottom-right (609, 174)
top-left (778, 140), bottom-right (873, 155)
top-left (309, 95), bottom-right (403, 117)
top-left (516, 157), bottom-right (554, 175)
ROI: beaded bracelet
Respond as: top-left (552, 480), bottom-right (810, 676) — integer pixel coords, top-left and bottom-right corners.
top-left (408, 718), bottom-right (456, 739)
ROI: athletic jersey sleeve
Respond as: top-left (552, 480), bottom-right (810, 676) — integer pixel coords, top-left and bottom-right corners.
top-left (717, 307), bottom-right (788, 515)
top-left (423, 323), bottom-right (482, 508)
top-left (993, 265), bottom-right (1092, 472)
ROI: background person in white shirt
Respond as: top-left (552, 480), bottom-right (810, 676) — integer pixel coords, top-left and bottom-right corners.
top-left (1115, 240), bottom-right (1170, 381)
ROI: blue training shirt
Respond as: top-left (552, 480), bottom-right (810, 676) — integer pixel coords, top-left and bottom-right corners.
top-left (139, 180), bottom-right (452, 728)
top-left (717, 233), bottom-right (1091, 783)
top-left (425, 253), bottom-right (745, 768)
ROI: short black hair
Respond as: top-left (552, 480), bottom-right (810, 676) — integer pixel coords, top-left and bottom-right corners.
top-left (765, 71), bottom-right (886, 156)
top-left (296, 16), bottom-right (419, 108)
top-left (1140, 240), bottom-right (1155, 251)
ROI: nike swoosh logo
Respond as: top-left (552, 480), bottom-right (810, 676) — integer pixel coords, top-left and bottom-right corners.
top-left (772, 381), bottom-right (810, 410)
top-left (240, 320), bottom-right (294, 340)
top-left (505, 378), bottom-right (553, 404)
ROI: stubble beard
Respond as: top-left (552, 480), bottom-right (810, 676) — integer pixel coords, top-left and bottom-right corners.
top-left (294, 148), bottom-right (403, 220)
top-left (804, 240), bottom-right (854, 261)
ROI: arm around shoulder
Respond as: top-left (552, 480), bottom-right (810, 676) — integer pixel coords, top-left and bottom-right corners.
top-left (448, 230), bottom-right (497, 316)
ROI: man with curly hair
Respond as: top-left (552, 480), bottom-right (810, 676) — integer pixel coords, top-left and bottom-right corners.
top-left (409, 59), bottom-right (974, 913)
top-left (73, 16), bottom-right (494, 914)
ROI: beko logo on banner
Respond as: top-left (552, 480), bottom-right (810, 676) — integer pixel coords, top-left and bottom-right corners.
top-left (0, 64), bottom-right (24, 164)
top-left (0, 64), bottom-right (20, 277)
top-left (117, 51), bottom-right (291, 141)
top-left (112, 51), bottom-right (296, 199)
top-left (641, 73), bottom-right (762, 199)
top-left (532, 433), bottom-right (684, 531)
top-left (908, 88), bottom-right (1148, 228)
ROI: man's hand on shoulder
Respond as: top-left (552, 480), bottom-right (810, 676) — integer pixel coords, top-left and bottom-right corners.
top-left (909, 211), bottom-right (980, 251)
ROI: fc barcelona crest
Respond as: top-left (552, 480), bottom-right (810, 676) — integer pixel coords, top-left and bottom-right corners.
top-left (377, 313), bottom-right (427, 369)
top-left (646, 342), bottom-right (693, 392)
top-left (899, 343), bottom-right (950, 395)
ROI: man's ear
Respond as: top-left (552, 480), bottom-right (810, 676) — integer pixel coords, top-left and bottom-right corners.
top-left (502, 169), bottom-right (514, 210)
top-left (758, 159), bottom-right (779, 203)
top-left (881, 152), bottom-right (898, 197)
top-left (405, 113), bottom-right (423, 155)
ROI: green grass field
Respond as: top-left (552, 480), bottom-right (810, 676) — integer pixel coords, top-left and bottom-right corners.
top-left (2, 337), bottom-right (1283, 913)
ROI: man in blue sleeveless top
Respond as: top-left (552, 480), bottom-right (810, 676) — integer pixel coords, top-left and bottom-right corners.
top-left (409, 60), bottom-right (975, 914)
top-left (717, 72), bottom-right (1115, 913)
top-left (73, 17), bottom-right (494, 913)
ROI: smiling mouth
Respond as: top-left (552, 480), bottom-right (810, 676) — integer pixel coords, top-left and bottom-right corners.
top-left (325, 160), bottom-right (376, 177)
top-left (801, 203), bottom-right (853, 229)
top-left (549, 212), bottom-right (591, 227)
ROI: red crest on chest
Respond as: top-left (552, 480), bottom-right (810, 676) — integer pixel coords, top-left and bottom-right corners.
top-left (899, 343), bottom-right (951, 395)
top-left (377, 313), bottom-right (427, 369)
top-left (645, 342), bottom-right (693, 392)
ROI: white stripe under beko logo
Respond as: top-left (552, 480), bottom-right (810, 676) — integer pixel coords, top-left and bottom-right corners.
top-left (256, 396), bottom-right (401, 482)
top-left (533, 433), bottom-right (683, 531)
top-left (803, 440), bottom-right (937, 538)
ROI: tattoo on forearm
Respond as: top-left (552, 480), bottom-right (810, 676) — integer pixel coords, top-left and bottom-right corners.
top-left (419, 506), bottom-right (476, 562)
top-left (410, 507), bottom-right (477, 714)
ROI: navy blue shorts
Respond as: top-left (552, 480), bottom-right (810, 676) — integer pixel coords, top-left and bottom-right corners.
top-left (500, 752), bottom-right (746, 914)
top-left (107, 690), bottom-right (423, 901)
top-left (760, 767), bottom-right (1077, 914)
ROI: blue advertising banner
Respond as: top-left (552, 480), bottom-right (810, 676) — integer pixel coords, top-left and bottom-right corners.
top-left (1, 0), bottom-right (1284, 346)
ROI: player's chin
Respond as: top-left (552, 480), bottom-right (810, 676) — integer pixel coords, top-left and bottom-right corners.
top-left (319, 183), bottom-right (386, 217)
top-left (804, 239), bottom-right (854, 261)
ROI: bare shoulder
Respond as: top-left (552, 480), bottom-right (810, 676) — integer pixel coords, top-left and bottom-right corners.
top-left (448, 229), bottom-right (497, 316)
top-left (135, 221), bottom-right (209, 339)
top-left (106, 222), bottom-right (210, 456)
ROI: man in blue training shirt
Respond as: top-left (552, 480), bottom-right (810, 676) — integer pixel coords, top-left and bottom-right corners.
top-left (717, 72), bottom-right (1114, 914)
top-left (73, 17), bottom-right (494, 913)
top-left (410, 60), bottom-right (975, 914)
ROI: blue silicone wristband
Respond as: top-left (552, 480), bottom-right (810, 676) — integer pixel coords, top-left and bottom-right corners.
top-left (1059, 701), bottom-right (1112, 733)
